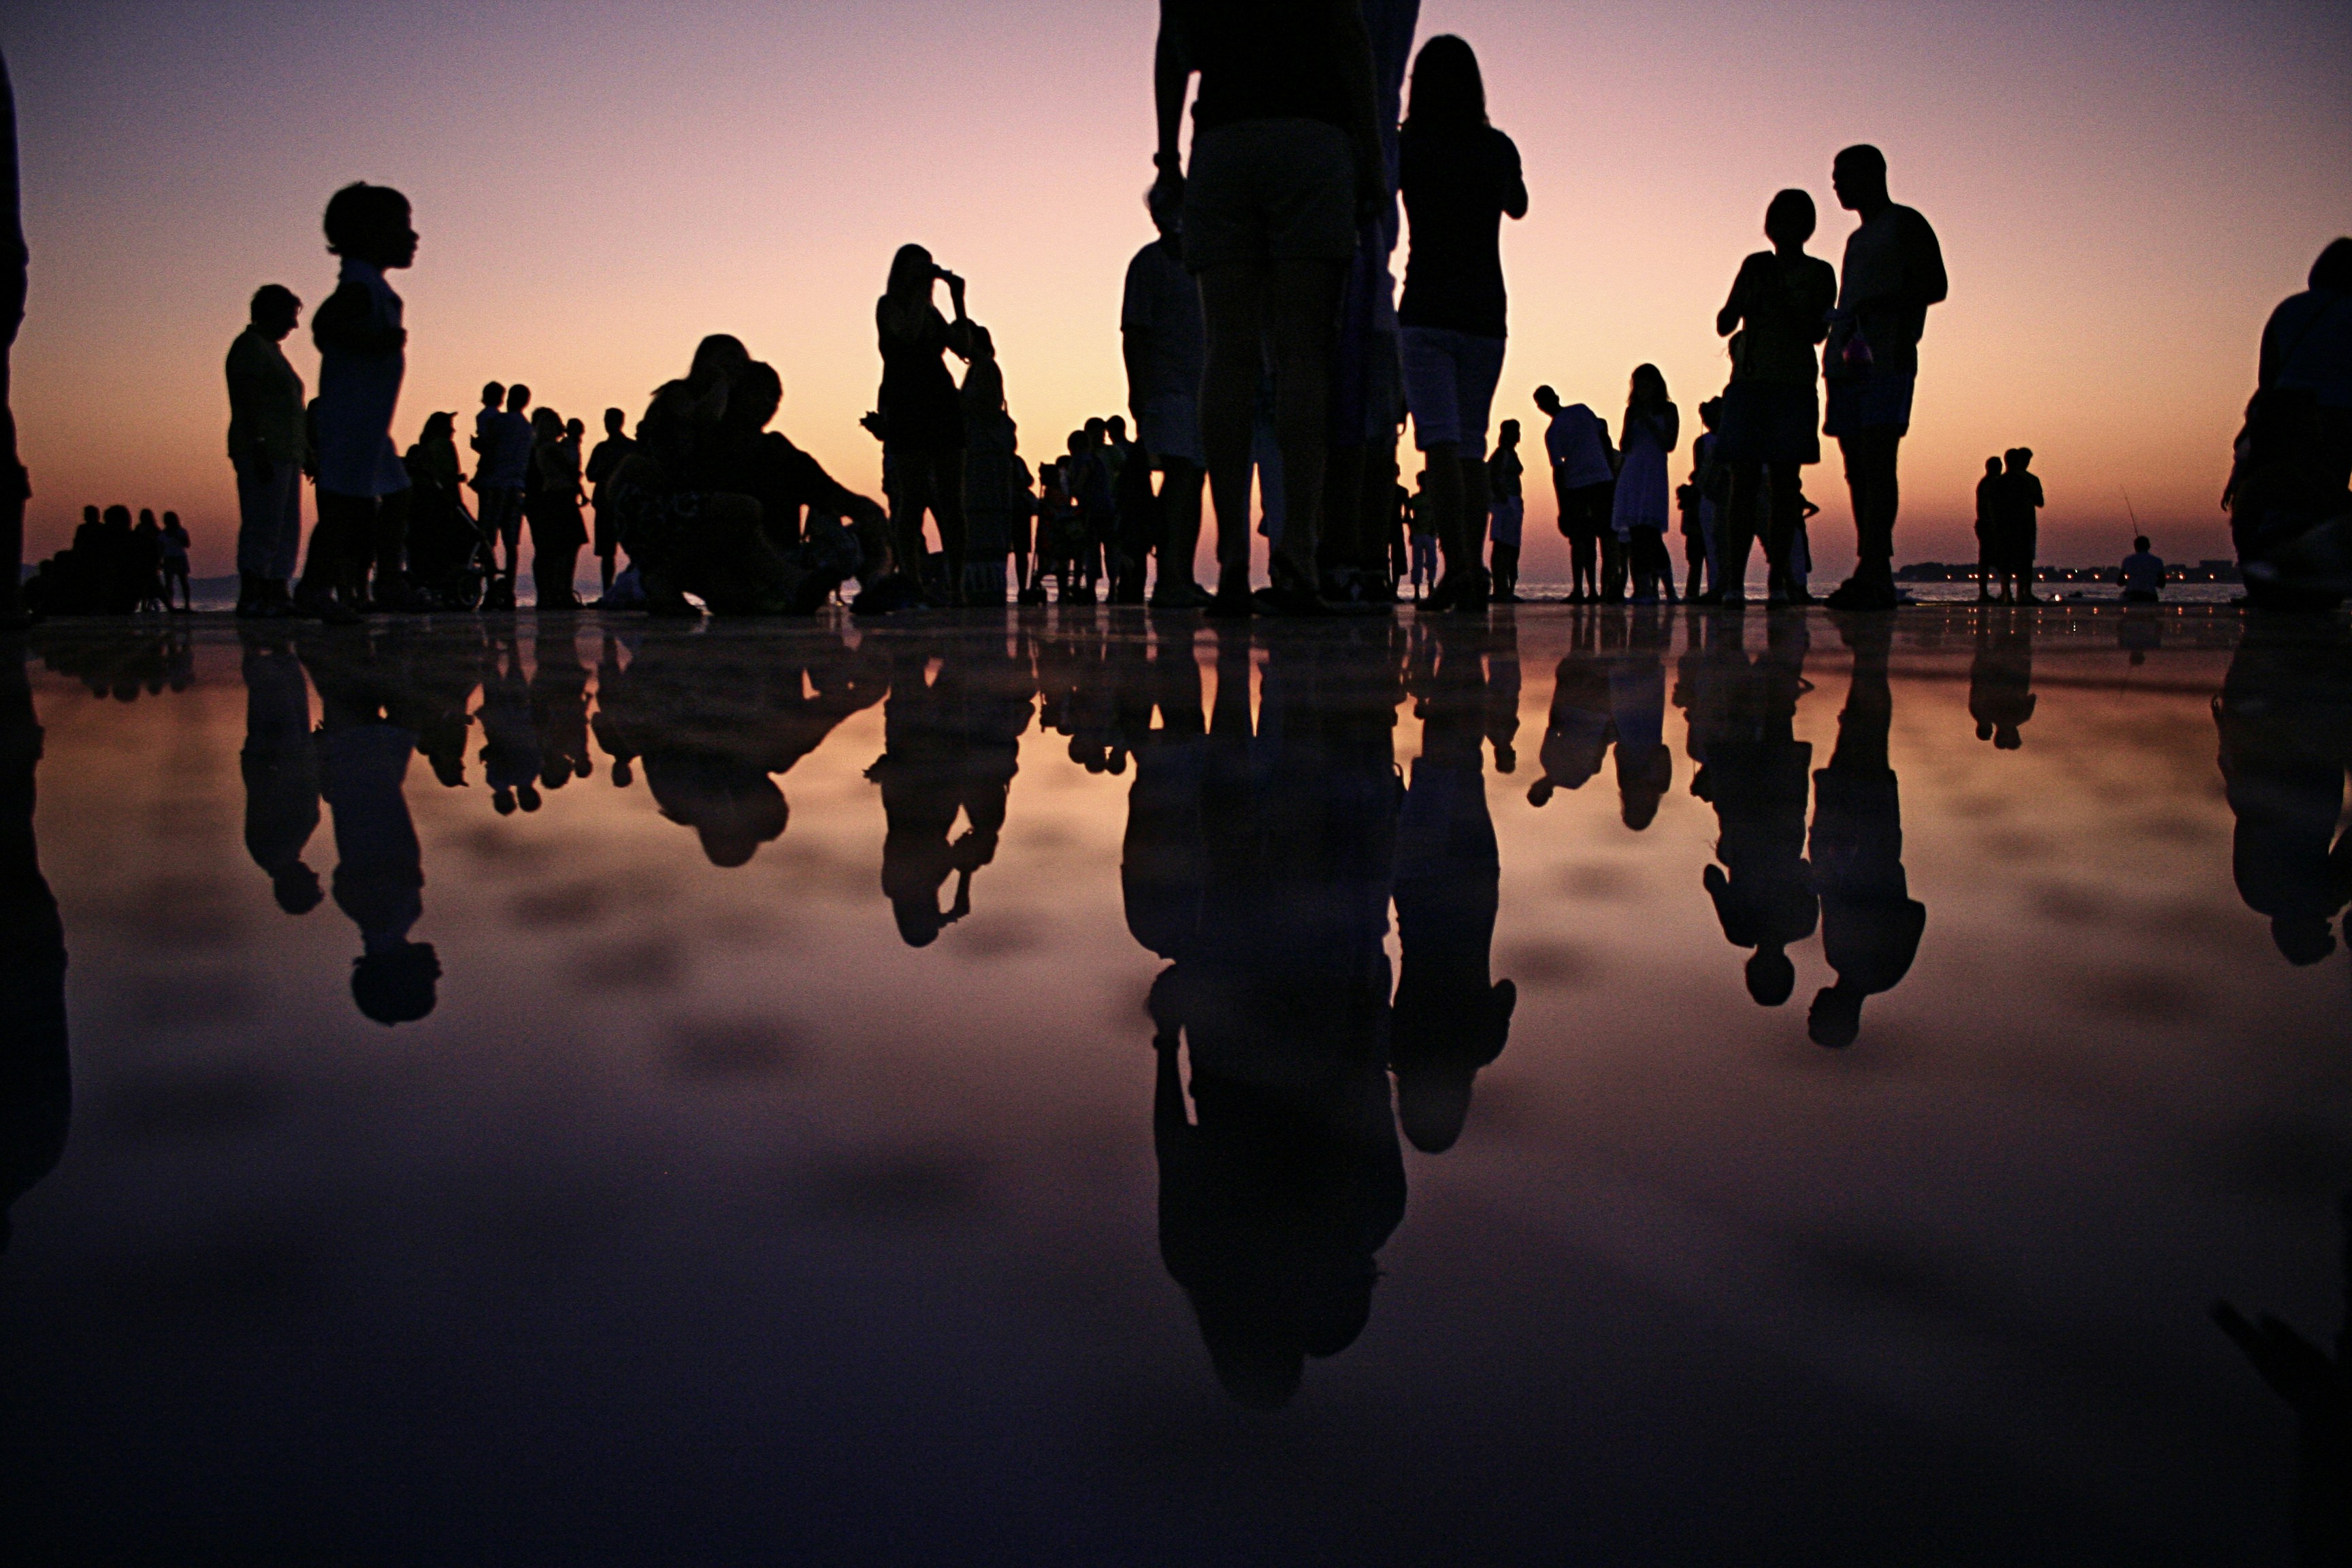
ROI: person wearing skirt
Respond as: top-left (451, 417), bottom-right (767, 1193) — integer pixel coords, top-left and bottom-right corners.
top-left (1610, 365), bottom-right (1680, 603)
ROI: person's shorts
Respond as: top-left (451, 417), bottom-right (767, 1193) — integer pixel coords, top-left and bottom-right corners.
top-left (1488, 496), bottom-right (1524, 546)
top-left (1137, 393), bottom-right (1205, 469)
top-left (1400, 327), bottom-right (1507, 456)
top-left (1183, 119), bottom-right (1358, 272)
top-left (1716, 378), bottom-right (1821, 466)
top-left (1824, 372), bottom-right (1915, 438)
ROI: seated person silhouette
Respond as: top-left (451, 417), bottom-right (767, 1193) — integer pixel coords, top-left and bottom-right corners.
top-left (299, 640), bottom-right (440, 1025)
top-left (1391, 623), bottom-right (1516, 1153)
top-left (2214, 616), bottom-right (2352, 964)
top-left (2119, 534), bottom-right (2166, 604)
top-left (1807, 617), bottom-right (1925, 1047)
top-left (238, 627), bottom-right (324, 913)
top-left (1139, 626), bottom-right (1407, 1407)
top-left (0, 641), bottom-right (69, 1255)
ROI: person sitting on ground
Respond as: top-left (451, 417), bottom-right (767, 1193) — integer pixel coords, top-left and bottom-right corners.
top-left (2119, 534), bottom-right (2166, 604)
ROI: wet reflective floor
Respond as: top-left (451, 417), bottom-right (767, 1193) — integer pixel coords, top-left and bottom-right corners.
top-left (1, 604), bottom-right (2345, 1565)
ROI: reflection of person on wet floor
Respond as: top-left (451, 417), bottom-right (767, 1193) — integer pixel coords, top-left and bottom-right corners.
top-left (1688, 613), bottom-right (1817, 1004)
top-left (1392, 622), bottom-right (1514, 1152)
top-left (238, 627), bottom-right (324, 914)
top-left (529, 630), bottom-right (593, 790)
top-left (0, 633), bottom-right (70, 1252)
top-left (1142, 626), bottom-right (1405, 1406)
top-left (295, 182), bottom-right (421, 621)
top-left (868, 644), bottom-right (1028, 945)
top-left (299, 640), bottom-right (440, 1025)
top-left (476, 635), bottom-right (541, 815)
top-left (1608, 608), bottom-right (1674, 827)
top-left (1807, 616), bottom-right (1926, 1046)
top-left (1821, 145), bottom-right (1946, 612)
top-left (2213, 615), bottom-right (2352, 965)
top-left (1152, 0), bottom-right (1386, 615)
top-left (1528, 613), bottom-right (1614, 804)
top-left (1968, 607), bottom-right (2036, 749)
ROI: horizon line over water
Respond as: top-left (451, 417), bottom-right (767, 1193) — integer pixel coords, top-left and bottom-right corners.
top-left (5, 0), bottom-right (2348, 580)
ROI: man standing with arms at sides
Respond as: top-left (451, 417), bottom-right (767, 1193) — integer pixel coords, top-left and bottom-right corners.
top-left (585, 406), bottom-right (634, 599)
top-left (1820, 144), bottom-right (1946, 612)
top-left (473, 382), bottom-right (532, 609)
top-left (0, 49), bottom-right (27, 629)
top-left (1123, 183), bottom-right (1210, 607)
top-left (227, 285), bottom-right (308, 617)
top-left (1152, 0), bottom-right (1386, 616)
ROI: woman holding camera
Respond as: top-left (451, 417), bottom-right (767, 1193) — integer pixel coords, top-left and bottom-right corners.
top-left (876, 244), bottom-right (982, 606)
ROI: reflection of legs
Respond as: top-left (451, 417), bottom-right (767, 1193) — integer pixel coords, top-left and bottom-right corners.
top-left (1198, 264), bottom-right (1267, 595)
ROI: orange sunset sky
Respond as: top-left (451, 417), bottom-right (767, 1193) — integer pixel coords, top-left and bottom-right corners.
top-left (6, 0), bottom-right (2348, 581)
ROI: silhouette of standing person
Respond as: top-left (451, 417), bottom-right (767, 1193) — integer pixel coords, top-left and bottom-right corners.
top-left (1487, 419), bottom-right (1523, 602)
top-left (1611, 367), bottom-right (1680, 604)
top-left (1997, 447), bottom-right (2044, 602)
top-left (226, 284), bottom-right (308, 617)
top-left (525, 406), bottom-right (586, 609)
top-left (298, 636), bottom-right (440, 1024)
top-left (875, 244), bottom-right (980, 605)
top-left (1122, 182), bottom-right (1211, 606)
top-left (1395, 34), bottom-right (1526, 615)
top-left (1152, 0), bottom-right (1385, 616)
top-left (1535, 385), bottom-right (1616, 603)
top-left (1972, 456), bottom-right (2003, 601)
top-left (294, 183), bottom-right (421, 622)
top-left (473, 383), bottom-right (533, 610)
top-left (238, 626), bottom-right (323, 914)
top-left (402, 410), bottom-right (478, 604)
top-left (0, 49), bottom-right (27, 629)
top-left (960, 351), bottom-right (1022, 606)
top-left (1807, 615), bottom-right (1925, 1045)
top-left (0, 632), bottom-right (69, 1251)
top-left (585, 406), bottom-right (635, 599)
top-left (160, 511), bottom-right (191, 612)
top-left (1820, 146), bottom-right (1946, 612)
top-left (1714, 189), bottom-right (1837, 604)
top-left (2227, 238), bottom-right (2352, 606)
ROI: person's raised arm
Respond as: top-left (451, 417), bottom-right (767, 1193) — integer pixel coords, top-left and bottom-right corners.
top-left (1716, 262), bottom-right (1749, 340)
top-left (1152, 5), bottom-right (1193, 210)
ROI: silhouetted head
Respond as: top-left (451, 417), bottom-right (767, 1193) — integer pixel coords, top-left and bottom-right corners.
top-left (163, 510), bottom-right (180, 529)
top-left (565, 417), bottom-right (585, 441)
top-left (1628, 363), bottom-right (1668, 413)
top-left (421, 410), bottom-right (455, 443)
top-left (2273, 915), bottom-right (2337, 967)
top-left (137, 509), bottom-right (157, 530)
top-left (2310, 238), bottom-right (2352, 295)
top-left (687, 334), bottom-right (750, 390)
top-left (353, 942), bottom-right (440, 1025)
top-left (480, 381), bottom-right (504, 408)
top-left (1084, 417), bottom-right (1107, 445)
top-left (1146, 177), bottom-right (1183, 242)
top-left (530, 407), bottom-right (561, 443)
top-left (604, 406), bottom-right (627, 436)
top-left (249, 283), bottom-right (301, 340)
top-left (1831, 145), bottom-right (1889, 213)
top-left (886, 243), bottom-right (936, 307)
top-left (1533, 384), bottom-right (1561, 414)
top-left (1808, 982), bottom-right (1863, 1048)
top-left (493, 786), bottom-right (516, 815)
top-left (1194, 1301), bottom-right (1306, 1410)
top-left (81, 504), bottom-right (98, 527)
top-left (738, 361), bottom-right (784, 430)
top-left (1985, 456), bottom-right (2002, 476)
top-left (1107, 415), bottom-right (1127, 444)
top-left (1498, 418), bottom-right (1520, 446)
top-left (506, 384), bottom-right (532, 414)
top-left (1066, 429), bottom-right (1086, 457)
top-left (2133, 535), bottom-right (2150, 553)
top-left (1746, 948), bottom-right (1796, 1007)
top-left (1405, 34), bottom-right (1487, 133)
top-left (272, 863), bottom-right (324, 915)
top-left (1392, 978), bottom-right (1516, 1153)
top-left (323, 182), bottom-right (416, 269)
top-left (1764, 188), bottom-right (1816, 249)
top-left (103, 504), bottom-right (131, 529)
top-left (517, 782), bottom-right (542, 813)
top-left (892, 894), bottom-right (947, 948)
top-left (962, 353), bottom-right (1006, 417)
top-left (1699, 397), bottom-right (1721, 431)
top-left (2008, 447), bottom-right (2033, 472)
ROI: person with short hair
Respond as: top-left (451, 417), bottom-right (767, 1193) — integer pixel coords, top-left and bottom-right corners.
top-left (1122, 180), bottom-right (1210, 606)
top-left (473, 382), bottom-right (533, 608)
top-left (295, 182), bottom-right (419, 621)
top-left (1973, 455), bottom-right (2003, 601)
top-left (2226, 238), bottom-right (2352, 606)
top-left (1821, 145), bottom-right (1946, 611)
top-left (2119, 534), bottom-right (2165, 604)
top-left (585, 406), bottom-right (634, 598)
top-left (226, 283), bottom-right (307, 617)
top-left (1999, 446), bottom-right (2044, 603)
top-left (160, 510), bottom-right (191, 612)
top-left (1487, 419), bottom-right (1523, 602)
top-left (1535, 384), bottom-right (1614, 602)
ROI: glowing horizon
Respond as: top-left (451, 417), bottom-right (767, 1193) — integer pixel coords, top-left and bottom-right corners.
top-left (7, 0), bottom-right (2347, 581)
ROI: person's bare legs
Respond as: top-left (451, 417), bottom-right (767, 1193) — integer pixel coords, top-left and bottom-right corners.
top-left (1264, 258), bottom-right (1344, 589)
top-left (1196, 264), bottom-right (1267, 600)
top-left (889, 454), bottom-right (940, 598)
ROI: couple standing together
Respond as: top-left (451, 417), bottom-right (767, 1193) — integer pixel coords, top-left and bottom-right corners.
top-left (1146, 0), bottom-right (1944, 614)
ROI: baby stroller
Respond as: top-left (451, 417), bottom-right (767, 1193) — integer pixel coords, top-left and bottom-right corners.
top-left (406, 473), bottom-right (493, 610)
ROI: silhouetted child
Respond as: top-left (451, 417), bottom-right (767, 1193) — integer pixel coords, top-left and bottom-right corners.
top-left (1488, 421), bottom-right (1524, 601)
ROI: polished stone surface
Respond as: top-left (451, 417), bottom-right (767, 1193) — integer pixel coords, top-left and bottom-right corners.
top-left (0, 604), bottom-right (2343, 1565)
